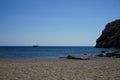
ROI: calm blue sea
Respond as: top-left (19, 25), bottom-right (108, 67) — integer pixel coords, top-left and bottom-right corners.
top-left (0, 46), bottom-right (119, 59)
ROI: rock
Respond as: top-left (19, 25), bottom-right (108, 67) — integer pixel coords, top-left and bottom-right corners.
top-left (96, 51), bottom-right (120, 58)
top-left (96, 53), bottom-right (105, 57)
top-left (95, 19), bottom-right (120, 48)
top-left (67, 55), bottom-right (75, 59)
top-left (101, 51), bottom-right (107, 53)
top-left (106, 52), bottom-right (120, 58)
top-left (66, 54), bottom-right (90, 60)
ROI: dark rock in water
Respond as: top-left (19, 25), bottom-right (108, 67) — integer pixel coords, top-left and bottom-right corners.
top-left (67, 55), bottom-right (76, 59)
top-left (95, 19), bottom-right (120, 48)
top-left (96, 53), bottom-right (105, 57)
top-left (106, 53), bottom-right (120, 58)
top-left (101, 51), bottom-right (106, 53)
top-left (96, 51), bottom-right (120, 58)
top-left (66, 55), bottom-right (90, 60)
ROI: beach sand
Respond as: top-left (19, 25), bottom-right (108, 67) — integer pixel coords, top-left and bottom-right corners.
top-left (0, 58), bottom-right (120, 80)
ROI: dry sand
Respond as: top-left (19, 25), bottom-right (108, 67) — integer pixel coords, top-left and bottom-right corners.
top-left (0, 58), bottom-right (120, 80)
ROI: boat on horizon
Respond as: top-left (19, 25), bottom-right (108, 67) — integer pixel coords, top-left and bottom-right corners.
top-left (33, 43), bottom-right (39, 47)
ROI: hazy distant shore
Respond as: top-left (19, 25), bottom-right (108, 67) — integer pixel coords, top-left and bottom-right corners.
top-left (0, 58), bottom-right (120, 80)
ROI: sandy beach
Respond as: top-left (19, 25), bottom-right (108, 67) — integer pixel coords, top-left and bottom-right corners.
top-left (0, 58), bottom-right (120, 80)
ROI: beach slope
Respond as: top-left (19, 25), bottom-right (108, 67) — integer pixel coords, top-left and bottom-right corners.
top-left (0, 58), bottom-right (120, 80)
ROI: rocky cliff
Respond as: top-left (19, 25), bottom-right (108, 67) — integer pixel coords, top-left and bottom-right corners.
top-left (95, 19), bottom-right (120, 48)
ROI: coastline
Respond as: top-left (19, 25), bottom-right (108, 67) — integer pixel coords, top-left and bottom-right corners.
top-left (0, 58), bottom-right (120, 80)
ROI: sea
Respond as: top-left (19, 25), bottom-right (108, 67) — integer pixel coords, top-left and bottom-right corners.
top-left (0, 46), bottom-right (119, 59)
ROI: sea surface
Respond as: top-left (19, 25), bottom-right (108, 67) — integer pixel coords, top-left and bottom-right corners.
top-left (0, 46), bottom-right (119, 59)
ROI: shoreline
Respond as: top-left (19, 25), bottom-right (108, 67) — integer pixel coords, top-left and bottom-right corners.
top-left (0, 58), bottom-right (120, 80)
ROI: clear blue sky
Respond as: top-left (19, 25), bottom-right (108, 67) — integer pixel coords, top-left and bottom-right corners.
top-left (0, 0), bottom-right (120, 46)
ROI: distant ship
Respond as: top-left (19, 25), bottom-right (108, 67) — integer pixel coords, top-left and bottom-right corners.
top-left (33, 43), bottom-right (39, 47)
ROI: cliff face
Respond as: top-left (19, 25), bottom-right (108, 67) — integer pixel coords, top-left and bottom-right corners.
top-left (95, 19), bottom-right (120, 48)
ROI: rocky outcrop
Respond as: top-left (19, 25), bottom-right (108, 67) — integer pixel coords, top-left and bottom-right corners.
top-left (96, 51), bottom-right (120, 58)
top-left (95, 19), bottom-right (120, 48)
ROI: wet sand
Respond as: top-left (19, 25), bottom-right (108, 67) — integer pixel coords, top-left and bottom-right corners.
top-left (0, 58), bottom-right (120, 80)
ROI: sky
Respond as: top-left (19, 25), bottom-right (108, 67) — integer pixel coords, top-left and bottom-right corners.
top-left (0, 0), bottom-right (120, 46)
